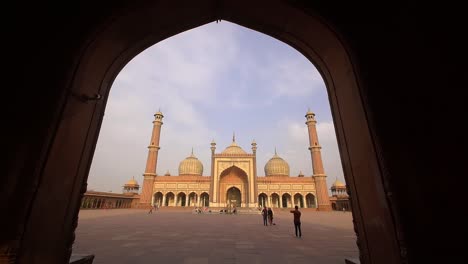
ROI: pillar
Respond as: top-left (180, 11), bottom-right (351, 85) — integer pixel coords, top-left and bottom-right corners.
top-left (305, 110), bottom-right (332, 211)
top-left (140, 111), bottom-right (164, 208)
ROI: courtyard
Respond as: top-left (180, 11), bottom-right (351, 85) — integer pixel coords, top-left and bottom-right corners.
top-left (73, 209), bottom-right (358, 264)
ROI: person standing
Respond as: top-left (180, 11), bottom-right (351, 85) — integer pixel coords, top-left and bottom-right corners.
top-left (290, 205), bottom-right (302, 237)
top-left (267, 207), bottom-right (274, 225)
top-left (261, 206), bottom-right (268, 226)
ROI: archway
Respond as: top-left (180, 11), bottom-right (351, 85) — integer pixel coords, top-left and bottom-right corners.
top-left (258, 193), bottom-right (268, 208)
top-left (153, 192), bottom-right (163, 207)
top-left (226, 187), bottom-right (241, 208)
top-left (165, 192), bottom-right (175, 207)
top-left (294, 193), bottom-right (304, 208)
top-left (16, 1), bottom-right (404, 263)
top-left (200, 192), bottom-right (209, 207)
top-left (177, 192), bottom-right (187, 207)
top-left (270, 193), bottom-right (280, 208)
top-left (219, 166), bottom-right (249, 206)
top-left (306, 193), bottom-right (316, 208)
top-left (282, 193), bottom-right (292, 208)
top-left (188, 192), bottom-right (197, 207)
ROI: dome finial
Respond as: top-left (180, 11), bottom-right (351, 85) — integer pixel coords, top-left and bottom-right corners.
top-left (275, 147), bottom-right (277, 155)
top-left (232, 132), bottom-right (235, 142)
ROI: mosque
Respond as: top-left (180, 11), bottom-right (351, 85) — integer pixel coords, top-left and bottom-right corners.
top-left (80, 110), bottom-right (350, 211)
top-left (137, 110), bottom-right (339, 211)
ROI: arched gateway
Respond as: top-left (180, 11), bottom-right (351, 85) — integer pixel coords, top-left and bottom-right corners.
top-left (226, 187), bottom-right (241, 208)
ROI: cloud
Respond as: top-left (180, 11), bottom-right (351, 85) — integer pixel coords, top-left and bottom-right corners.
top-left (87, 21), bottom-right (345, 193)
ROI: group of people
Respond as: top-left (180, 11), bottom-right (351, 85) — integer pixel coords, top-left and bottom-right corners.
top-left (261, 206), bottom-right (275, 226)
top-left (261, 205), bottom-right (302, 238)
top-left (194, 206), bottom-right (210, 214)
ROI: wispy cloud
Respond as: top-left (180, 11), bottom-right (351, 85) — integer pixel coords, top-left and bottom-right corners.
top-left (87, 21), bottom-right (344, 192)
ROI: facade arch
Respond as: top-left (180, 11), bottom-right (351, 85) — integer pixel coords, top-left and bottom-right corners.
top-left (282, 193), bottom-right (292, 208)
top-left (258, 193), bottom-right (268, 208)
top-left (270, 193), bottom-right (281, 208)
top-left (200, 192), bottom-right (209, 207)
top-left (306, 193), bottom-right (317, 208)
top-left (176, 192), bottom-right (187, 206)
top-left (293, 193), bottom-right (304, 208)
top-left (165, 192), bottom-right (175, 207)
top-left (188, 192), bottom-right (197, 207)
top-left (153, 192), bottom-right (164, 207)
top-left (219, 166), bottom-right (249, 206)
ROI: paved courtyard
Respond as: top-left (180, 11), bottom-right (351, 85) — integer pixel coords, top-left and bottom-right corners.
top-left (73, 209), bottom-right (358, 264)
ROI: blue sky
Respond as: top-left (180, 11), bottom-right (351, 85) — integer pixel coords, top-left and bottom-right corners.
top-left (87, 21), bottom-right (345, 193)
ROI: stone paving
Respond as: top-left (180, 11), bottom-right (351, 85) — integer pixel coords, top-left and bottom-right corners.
top-left (73, 209), bottom-right (358, 264)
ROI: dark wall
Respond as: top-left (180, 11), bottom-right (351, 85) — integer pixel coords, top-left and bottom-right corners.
top-left (4, 0), bottom-right (129, 259)
top-left (5, 1), bottom-right (466, 263)
top-left (301, 2), bottom-right (467, 262)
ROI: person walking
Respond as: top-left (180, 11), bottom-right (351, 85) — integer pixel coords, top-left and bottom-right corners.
top-left (290, 205), bottom-right (302, 237)
top-left (267, 207), bottom-right (274, 225)
top-left (261, 206), bottom-right (268, 226)
top-left (148, 206), bottom-right (153, 214)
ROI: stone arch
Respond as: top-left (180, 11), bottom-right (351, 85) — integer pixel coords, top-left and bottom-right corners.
top-left (18, 2), bottom-right (404, 262)
top-left (153, 192), bottom-right (163, 207)
top-left (226, 187), bottom-right (242, 208)
top-left (306, 193), bottom-right (316, 208)
top-left (270, 193), bottom-right (280, 208)
top-left (165, 192), bottom-right (175, 207)
top-left (282, 193), bottom-right (292, 208)
top-left (200, 192), bottom-right (209, 207)
top-left (258, 193), bottom-right (268, 208)
top-left (188, 192), bottom-right (197, 207)
top-left (294, 193), bottom-right (304, 208)
top-left (219, 166), bottom-right (249, 206)
top-left (177, 192), bottom-right (187, 207)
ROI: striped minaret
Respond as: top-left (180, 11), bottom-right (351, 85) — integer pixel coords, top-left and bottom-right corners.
top-left (139, 111), bottom-right (163, 208)
top-left (305, 109), bottom-right (332, 211)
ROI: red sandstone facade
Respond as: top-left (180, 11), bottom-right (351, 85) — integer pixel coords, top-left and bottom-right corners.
top-left (139, 110), bottom-right (336, 210)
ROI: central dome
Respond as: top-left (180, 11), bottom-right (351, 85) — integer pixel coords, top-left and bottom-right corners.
top-left (221, 135), bottom-right (247, 155)
top-left (178, 150), bottom-right (203, 176)
top-left (264, 149), bottom-right (290, 176)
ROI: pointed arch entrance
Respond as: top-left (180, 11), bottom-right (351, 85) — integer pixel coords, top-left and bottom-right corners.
top-left (258, 193), bottom-right (268, 207)
top-left (219, 166), bottom-right (249, 207)
top-left (200, 192), bottom-right (209, 207)
top-left (14, 1), bottom-right (405, 263)
top-left (153, 192), bottom-right (163, 207)
top-left (226, 187), bottom-right (241, 208)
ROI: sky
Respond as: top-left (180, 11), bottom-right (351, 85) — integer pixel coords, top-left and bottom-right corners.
top-left (87, 21), bottom-right (345, 193)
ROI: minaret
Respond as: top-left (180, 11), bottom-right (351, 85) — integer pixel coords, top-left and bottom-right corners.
top-left (251, 139), bottom-right (258, 203)
top-left (305, 109), bottom-right (332, 211)
top-left (209, 139), bottom-right (216, 203)
top-left (140, 110), bottom-right (164, 207)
